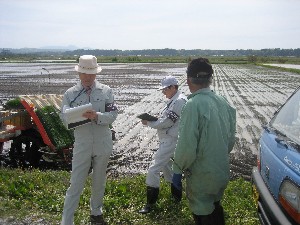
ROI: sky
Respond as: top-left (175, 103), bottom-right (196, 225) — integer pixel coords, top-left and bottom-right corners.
top-left (0, 0), bottom-right (299, 50)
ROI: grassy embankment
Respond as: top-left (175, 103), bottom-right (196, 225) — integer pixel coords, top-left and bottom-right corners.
top-left (0, 168), bottom-right (259, 225)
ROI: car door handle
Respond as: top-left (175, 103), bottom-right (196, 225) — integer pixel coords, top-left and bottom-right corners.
top-left (275, 137), bottom-right (288, 148)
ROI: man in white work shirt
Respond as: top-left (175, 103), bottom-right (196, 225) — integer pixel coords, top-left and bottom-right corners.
top-left (139, 75), bottom-right (187, 214)
top-left (61, 55), bottom-right (118, 225)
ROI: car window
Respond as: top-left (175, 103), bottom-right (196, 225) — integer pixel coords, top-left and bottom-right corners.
top-left (270, 89), bottom-right (300, 146)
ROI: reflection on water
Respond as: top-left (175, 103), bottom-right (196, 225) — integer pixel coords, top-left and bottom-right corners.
top-left (264, 64), bottom-right (300, 70)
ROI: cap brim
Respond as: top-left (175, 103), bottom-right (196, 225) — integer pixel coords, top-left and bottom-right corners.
top-left (158, 85), bottom-right (168, 90)
top-left (75, 66), bottom-right (102, 74)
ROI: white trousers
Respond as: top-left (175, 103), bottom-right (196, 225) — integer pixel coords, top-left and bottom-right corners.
top-left (61, 138), bottom-right (112, 225)
top-left (146, 137), bottom-right (177, 188)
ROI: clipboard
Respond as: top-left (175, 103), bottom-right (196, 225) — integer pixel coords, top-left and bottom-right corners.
top-left (63, 103), bottom-right (93, 129)
top-left (137, 113), bottom-right (158, 121)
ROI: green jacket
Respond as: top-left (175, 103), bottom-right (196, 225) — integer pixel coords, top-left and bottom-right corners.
top-left (173, 87), bottom-right (236, 214)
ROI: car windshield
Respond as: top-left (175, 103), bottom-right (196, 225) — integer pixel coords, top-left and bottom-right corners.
top-left (270, 88), bottom-right (300, 146)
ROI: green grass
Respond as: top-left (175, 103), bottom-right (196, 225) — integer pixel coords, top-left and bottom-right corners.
top-left (0, 168), bottom-right (259, 224)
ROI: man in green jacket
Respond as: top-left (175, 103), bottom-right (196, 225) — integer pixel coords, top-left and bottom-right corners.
top-left (173, 58), bottom-right (236, 225)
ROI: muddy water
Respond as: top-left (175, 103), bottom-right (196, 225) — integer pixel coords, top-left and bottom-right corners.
top-left (1, 63), bottom-right (299, 180)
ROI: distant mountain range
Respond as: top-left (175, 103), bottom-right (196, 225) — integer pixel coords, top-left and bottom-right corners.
top-left (39, 45), bottom-right (81, 50)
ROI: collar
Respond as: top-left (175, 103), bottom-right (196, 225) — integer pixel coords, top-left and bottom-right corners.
top-left (188, 87), bottom-right (211, 99)
top-left (168, 91), bottom-right (180, 103)
top-left (73, 80), bottom-right (102, 92)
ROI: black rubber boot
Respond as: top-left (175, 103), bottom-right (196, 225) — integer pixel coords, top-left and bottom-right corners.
top-left (171, 183), bottom-right (182, 202)
top-left (212, 201), bottom-right (225, 225)
top-left (138, 186), bottom-right (159, 214)
top-left (90, 215), bottom-right (108, 225)
top-left (192, 202), bottom-right (225, 225)
top-left (193, 213), bottom-right (214, 225)
top-left (193, 213), bottom-right (202, 225)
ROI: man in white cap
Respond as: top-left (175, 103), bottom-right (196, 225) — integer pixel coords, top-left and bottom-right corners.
top-left (61, 55), bottom-right (118, 225)
top-left (138, 75), bottom-right (187, 214)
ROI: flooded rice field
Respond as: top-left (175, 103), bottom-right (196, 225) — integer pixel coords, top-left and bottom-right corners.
top-left (264, 63), bottom-right (300, 70)
top-left (1, 62), bottom-right (300, 180)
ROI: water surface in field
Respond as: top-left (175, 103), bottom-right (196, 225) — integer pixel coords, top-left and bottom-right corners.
top-left (264, 64), bottom-right (300, 69)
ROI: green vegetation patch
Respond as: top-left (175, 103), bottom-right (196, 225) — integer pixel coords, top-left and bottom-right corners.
top-left (3, 97), bottom-right (25, 110)
top-left (36, 105), bottom-right (74, 150)
top-left (0, 168), bottom-right (259, 225)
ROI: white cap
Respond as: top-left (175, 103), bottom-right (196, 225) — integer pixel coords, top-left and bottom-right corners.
top-left (159, 76), bottom-right (178, 90)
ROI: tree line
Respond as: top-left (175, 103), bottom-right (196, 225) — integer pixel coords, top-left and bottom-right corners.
top-left (1, 48), bottom-right (300, 57)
